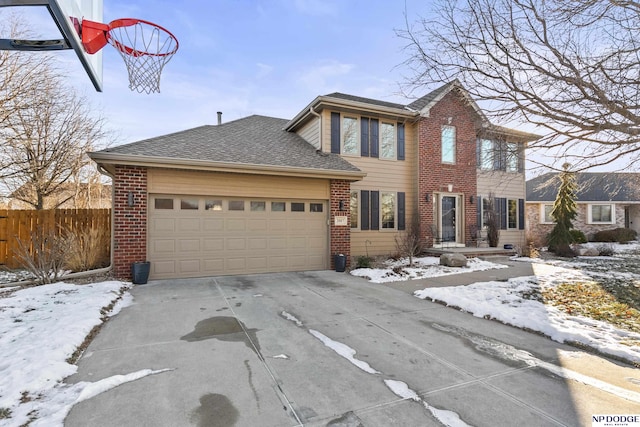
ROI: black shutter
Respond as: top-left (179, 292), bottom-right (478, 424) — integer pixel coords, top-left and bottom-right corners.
top-left (361, 190), bottom-right (370, 230)
top-left (518, 198), bottom-right (525, 230)
top-left (370, 119), bottom-right (379, 158)
top-left (498, 197), bottom-right (507, 230)
top-left (397, 192), bottom-right (406, 230)
top-left (371, 191), bottom-right (380, 230)
top-left (330, 112), bottom-right (340, 154)
top-left (477, 195), bottom-right (482, 227)
top-left (360, 117), bottom-right (369, 157)
top-left (397, 123), bottom-right (405, 161)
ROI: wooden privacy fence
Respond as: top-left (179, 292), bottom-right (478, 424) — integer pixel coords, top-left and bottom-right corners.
top-left (0, 209), bottom-right (111, 269)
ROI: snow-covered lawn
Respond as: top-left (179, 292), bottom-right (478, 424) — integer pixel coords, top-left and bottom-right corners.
top-left (350, 256), bottom-right (508, 283)
top-left (351, 244), bottom-right (640, 365)
top-left (0, 281), bottom-right (170, 426)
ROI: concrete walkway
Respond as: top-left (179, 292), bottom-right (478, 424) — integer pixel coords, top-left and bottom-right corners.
top-left (64, 266), bottom-right (640, 427)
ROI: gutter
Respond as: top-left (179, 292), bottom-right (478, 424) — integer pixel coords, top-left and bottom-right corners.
top-left (89, 152), bottom-right (367, 181)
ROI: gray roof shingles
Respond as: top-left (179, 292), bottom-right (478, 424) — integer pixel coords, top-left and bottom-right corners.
top-left (100, 115), bottom-right (361, 173)
top-left (527, 172), bottom-right (640, 202)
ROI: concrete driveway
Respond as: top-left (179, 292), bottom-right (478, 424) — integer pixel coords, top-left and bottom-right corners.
top-left (65, 271), bottom-right (639, 426)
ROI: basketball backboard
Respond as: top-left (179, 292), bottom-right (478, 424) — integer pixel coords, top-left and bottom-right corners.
top-left (0, 0), bottom-right (103, 91)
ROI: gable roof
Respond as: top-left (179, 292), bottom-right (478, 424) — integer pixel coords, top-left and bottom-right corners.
top-left (90, 115), bottom-right (364, 180)
top-left (526, 172), bottom-right (640, 202)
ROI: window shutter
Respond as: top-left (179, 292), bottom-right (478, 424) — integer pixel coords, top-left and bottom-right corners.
top-left (498, 197), bottom-right (507, 230)
top-left (517, 144), bottom-right (524, 173)
top-left (371, 191), bottom-right (380, 230)
top-left (518, 198), bottom-right (525, 230)
top-left (477, 195), bottom-right (482, 227)
top-left (370, 119), bottom-right (379, 158)
top-left (360, 117), bottom-right (369, 157)
top-left (397, 123), bottom-right (405, 161)
top-left (361, 190), bottom-right (370, 230)
top-left (397, 192), bottom-right (406, 230)
top-left (330, 112), bottom-right (340, 154)
top-left (476, 138), bottom-right (481, 168)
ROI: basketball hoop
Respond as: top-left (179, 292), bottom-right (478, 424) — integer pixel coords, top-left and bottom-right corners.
top-left (82, 18), bottom-right (179, 94)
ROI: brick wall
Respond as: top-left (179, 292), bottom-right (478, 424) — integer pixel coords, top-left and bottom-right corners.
top-left (527, 202), bottom-right (626, 242)
top-left (417, 90), bottom-right (478, 245)
top-left (113, 165), bottom-right (147, 280)
top-left (330, 179), bottom-right (351, 268)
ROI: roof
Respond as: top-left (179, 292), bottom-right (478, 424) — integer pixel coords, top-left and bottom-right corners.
top-left (526, 172), bottom-right (640, 202)
top-left (91, 115), bottom-right (364, 180)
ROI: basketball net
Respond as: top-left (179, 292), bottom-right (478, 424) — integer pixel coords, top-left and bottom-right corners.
top-left (106, 19), bottom-right (179, 94)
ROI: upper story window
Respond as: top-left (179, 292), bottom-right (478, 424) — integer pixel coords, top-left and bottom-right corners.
top-left (380, 122), bottom-right (396, 160)
top-left (479, 139), bottom-right (494, 170)
top-left (441, 125), bottom-right (456, 164)
top-left (477, 139), bottom-right (522, 172)
top-left (589, 204), bottom-right (614, 224)
top-left (342, 116), bottom-right (359, 155)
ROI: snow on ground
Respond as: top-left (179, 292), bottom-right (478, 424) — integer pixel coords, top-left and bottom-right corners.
top-left (0, 281), bottom-right (171, 427)
top-left (415, 261), bottom-right (640, 365)
top-left (350, 256), bottom-right (508, 283)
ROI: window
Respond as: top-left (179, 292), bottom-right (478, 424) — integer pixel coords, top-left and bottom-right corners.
top-left (250, 201), bottom-right (266, 211)
top-left (381, 192), bottom-right (396, 229)
top-left (541, 204), bottom-right (554, 223)
top-left (481, 197), bottom-right (492, 227)
top-left (342, 116), bottom-right (359, 155)
top-left (310, 203), bottom-right (323, 212)
top-left (506, 142), bottom-right (518, 172)
top-left (291, 202), bottom-right (305, 212)
top-left (205, 199), bottom-right (222, 211)
top-left (589, 204), bottom-right (614, 223)
top-left (271, 201), bottom-right (286, 212)
top-left (441, 125), bottom-right (456, 164)
top-left (350, 191), bottom-right (358, 229)
top-left (229, 200), bottom-right (245, 211)
top-left (180, 198), bottom-right (199, 210)
top-left (380, 122), bottom-right (396, 159)
top-left (508, 199), bottom-right (518, 229)
top-left (154, 198), bottom-right (173, 209)
top-left (479, 139), bottom-right (493, 170)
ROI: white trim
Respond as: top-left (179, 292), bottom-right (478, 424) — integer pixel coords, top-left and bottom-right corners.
top-left (587, 203), bottom-right (616, 224)
top-left (540, 203), bottom-right (554, 224)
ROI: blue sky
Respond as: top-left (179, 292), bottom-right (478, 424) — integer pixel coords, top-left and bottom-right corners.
top-left (68, 0), bottom-right (431, 146)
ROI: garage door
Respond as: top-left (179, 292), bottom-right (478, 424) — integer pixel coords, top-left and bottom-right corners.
top-left (148, 195), bottom-right (329, 279)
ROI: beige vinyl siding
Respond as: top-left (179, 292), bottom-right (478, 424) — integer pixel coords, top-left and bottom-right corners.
top-left (297, 116), bottom-right (320, 149)
top-left (349, 123), bottom-right (417, 257)
top-left (148, 169), bottom-right (330, 199)
top-left (477, 170), bottom-right (526, 247)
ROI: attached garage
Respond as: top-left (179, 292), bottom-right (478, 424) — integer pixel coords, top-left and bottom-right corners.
top-left (148, 195), bottom-right (328, 279)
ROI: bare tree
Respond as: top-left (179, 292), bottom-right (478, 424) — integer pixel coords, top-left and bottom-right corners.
top-left (395, 213), bottom-right (424, 266)
top-left (398, 0), bottom-right (640, 171)
top-left (0, 19), bottom-right (106, 209)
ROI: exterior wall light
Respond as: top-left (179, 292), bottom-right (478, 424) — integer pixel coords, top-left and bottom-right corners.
top-left (127, 191), bottom-right (135, 207)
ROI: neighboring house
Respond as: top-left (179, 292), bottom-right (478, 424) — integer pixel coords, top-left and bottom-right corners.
top-left (526, 172), bottom-right (640, 239)
top-left (90, 80), bottom-right (539, 280)
top-left (6, 182), bottom-right (112, 209)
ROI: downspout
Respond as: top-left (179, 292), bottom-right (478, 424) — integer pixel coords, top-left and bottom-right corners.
top-left (309, 106), bottom-right (322, 150)
top-left (96, 164), bottom-right (115, 275)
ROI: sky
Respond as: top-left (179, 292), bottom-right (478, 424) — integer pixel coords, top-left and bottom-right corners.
top-left (31, 0), bottom-right (432, 147)
top-left (1, 0), bottom-right (631, 174)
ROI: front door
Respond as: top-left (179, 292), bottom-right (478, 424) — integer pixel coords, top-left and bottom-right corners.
top-left (441, 196), bottom-right (457, 243)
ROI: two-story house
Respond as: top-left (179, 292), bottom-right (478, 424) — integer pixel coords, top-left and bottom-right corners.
top-left (90, 81), bottom-right (539, 280)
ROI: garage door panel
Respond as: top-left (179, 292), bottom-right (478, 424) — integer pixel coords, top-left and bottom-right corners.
top-left (153, 260), bottom-right (176, 275)
top-left (203, 238), bottom-right (224, 251)
top-left (149, 195), bottom-right (328, 279)
top-left (178, 218), bottom-right (200, 232)
top-left (152, 239), bottom-right (175, 253)
top-left (178, 239), bottom-right (201, 252)
top-left (227, 219), bottom-right (246, 231)
top-left (248, 238), bottom-right (268, 250)
top-left (227, 238), bottom-right (246, 250)
top-left (152, 218), bottom-right (175, 232)
top-left (178, 260), bottom-right (200, 273)
top-left (203, 218), bottom-right (224, 231)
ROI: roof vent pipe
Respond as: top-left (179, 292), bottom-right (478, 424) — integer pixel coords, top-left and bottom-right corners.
top-left (217, 111), bottom-right (222, 125)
